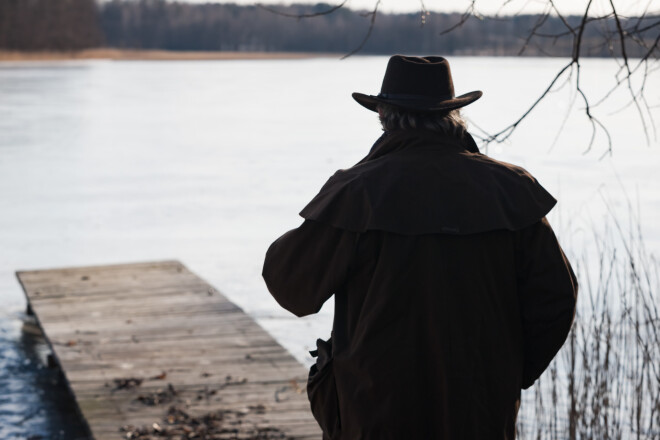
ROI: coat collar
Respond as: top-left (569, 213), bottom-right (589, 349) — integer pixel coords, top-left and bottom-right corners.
top-left (359, 129), bottom-right (480, 165)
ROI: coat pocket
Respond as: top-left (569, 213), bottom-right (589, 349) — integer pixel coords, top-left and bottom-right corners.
top-left (307, 338), bottom-right (341, 439)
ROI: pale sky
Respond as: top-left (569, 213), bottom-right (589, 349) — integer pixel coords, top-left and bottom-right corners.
top-left (182, 0), bottom-right (656, 16)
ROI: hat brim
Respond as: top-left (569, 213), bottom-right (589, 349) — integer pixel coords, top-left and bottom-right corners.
top-left (352, 90), bottom-right (483, 113)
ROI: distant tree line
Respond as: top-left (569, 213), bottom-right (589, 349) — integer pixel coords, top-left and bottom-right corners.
top-left (0, 0), bottom-right (657, 57)
top-left (0, 0), bottom-right (103, 50)
top-left (96, 1), bottom-right (656, 57)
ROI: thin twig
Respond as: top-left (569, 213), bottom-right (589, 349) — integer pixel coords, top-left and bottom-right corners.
top-left (482, 61), bottom-right (574, 144)
top-left (340, 0), bottom-right (381, 59)
top-left (549, 0), bottom-right (576, 36)
top-left (608, 0), bottom-right (651, 145)
top-left (518, 7), bottom-right (552, 56)
top-left (419, 0), bottom-right (430, 27)
top-left (438, 1), bottom-right (476, 36)
top-left (256, 1), bottom-right (347, 19)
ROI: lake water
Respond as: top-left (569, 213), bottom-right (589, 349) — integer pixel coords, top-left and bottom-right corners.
top-left (1, 56), bottom-right (658, 438)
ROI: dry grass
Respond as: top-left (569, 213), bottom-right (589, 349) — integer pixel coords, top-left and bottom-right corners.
top-left (0, 49), bottom-right (335, 62)
top-left (517, 206), bottom-right (660, 439)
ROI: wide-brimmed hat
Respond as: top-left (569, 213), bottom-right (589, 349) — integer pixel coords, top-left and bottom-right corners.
top-left (352, 55), bottom-right (482, 112)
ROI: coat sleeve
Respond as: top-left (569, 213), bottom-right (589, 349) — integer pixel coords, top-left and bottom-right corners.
top-left (262, 219), bottom-right (359, 317)
top-left (515, 217), bottom-right (578, 389)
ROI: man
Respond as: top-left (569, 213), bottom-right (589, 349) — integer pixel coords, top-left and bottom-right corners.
top-left (263, 55), bottom-right (577, 440)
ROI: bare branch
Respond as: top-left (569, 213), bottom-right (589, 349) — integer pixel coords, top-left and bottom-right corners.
top-left (257, 0), bottom-right (658, 153)
top-left (256, 1), bottom-right (348, 19)
top-left (340, 0), bottom-right (381, 59)
top-left (591, 32), bottom-right (660, 110)
top-left (419, 0), bottom-right (430, 27)
top-left (495, 0), bottom-right (516, 15)
top-left (483, 61), bottom-right (574, 144)
top-left (631, 18), bottom-right (660, 34)
top-left (573, 0), bottom-right (593, 62)
top-left (565, 0), bottom-right (612, 155)
top-left (547, 80), bottom-right (579, 153)
top-left (517, 7), bottom-right (551, 56)
top-left (478, 2), bottom-right (597, 145)
top-left (439, 1), bottom-right (476, 36)
top-left (575, 59), bottom-right (613, 156)
top-left (548, 0), bottom-right (576, 36)
top-left (493, 0), bottom-right (547, 18)
top-left (533, 14), bottom-right (615, 40)
top-left (609, 0), bottom-right (631, 75)
top-left (642, 94), bottom-right (658, 142)
top-left (609, 0), bottom-right (651, 145)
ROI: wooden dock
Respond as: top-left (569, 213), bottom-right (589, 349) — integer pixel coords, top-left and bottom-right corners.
top-left (17, 260), bottom-right (321, 440)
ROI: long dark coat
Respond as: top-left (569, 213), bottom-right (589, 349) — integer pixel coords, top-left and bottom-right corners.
top-left (263, 130), bottom-right (578, 440)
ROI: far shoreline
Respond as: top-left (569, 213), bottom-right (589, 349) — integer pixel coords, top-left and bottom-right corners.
top-left (0, 48), bottom-right (342, 62)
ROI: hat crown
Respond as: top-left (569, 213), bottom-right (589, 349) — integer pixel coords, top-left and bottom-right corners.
top-left (379, 55), bottom-right (455, 100)
top-left (351, 54), bottom-right (482, 112)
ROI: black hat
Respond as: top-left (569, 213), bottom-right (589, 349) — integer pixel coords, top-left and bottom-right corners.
top-left (352, 55), bottom-right (482, 112)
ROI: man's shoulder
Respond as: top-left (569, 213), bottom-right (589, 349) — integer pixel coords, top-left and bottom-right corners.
top-left (300, 146), bottom-right (556, 235)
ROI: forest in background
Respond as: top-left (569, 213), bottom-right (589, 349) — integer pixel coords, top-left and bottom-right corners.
top-left (0, 0), bottom-right (657, 56)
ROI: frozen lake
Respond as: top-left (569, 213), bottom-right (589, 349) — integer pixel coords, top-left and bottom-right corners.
top-left (0, 56), bottom-right (658, 438)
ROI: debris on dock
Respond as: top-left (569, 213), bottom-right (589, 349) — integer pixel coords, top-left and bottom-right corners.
top-left (17, 261), bottom-right (320, 440)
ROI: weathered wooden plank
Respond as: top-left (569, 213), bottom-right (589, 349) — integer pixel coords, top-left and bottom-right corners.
top-left (17, 261), bottom-right (321, 440)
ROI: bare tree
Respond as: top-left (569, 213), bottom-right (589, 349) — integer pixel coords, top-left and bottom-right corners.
top-left (258, 0), bottom-right (660, 156)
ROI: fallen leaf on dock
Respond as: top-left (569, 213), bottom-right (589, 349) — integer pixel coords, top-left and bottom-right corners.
top-left (136, 383), bottom-right (177, 406)
top-left (119, 404), bottom-right (290, 439)
top-left (113, 377), bottom-right (144, 390)
top-left (150, 371), bottom-right (168, 380)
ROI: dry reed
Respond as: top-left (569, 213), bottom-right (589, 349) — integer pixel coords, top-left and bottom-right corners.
top-left (517, 203), bottom-right (660, 439)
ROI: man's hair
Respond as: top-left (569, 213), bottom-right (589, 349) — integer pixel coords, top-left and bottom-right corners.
top-left (377, 104), bottom-right (468, 137)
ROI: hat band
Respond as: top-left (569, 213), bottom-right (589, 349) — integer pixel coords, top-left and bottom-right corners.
top-left (378, 92), bottom-right (454, 101)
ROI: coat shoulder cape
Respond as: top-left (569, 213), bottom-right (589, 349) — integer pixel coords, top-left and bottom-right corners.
top-left (299, 131), bottom-right (556, 235)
